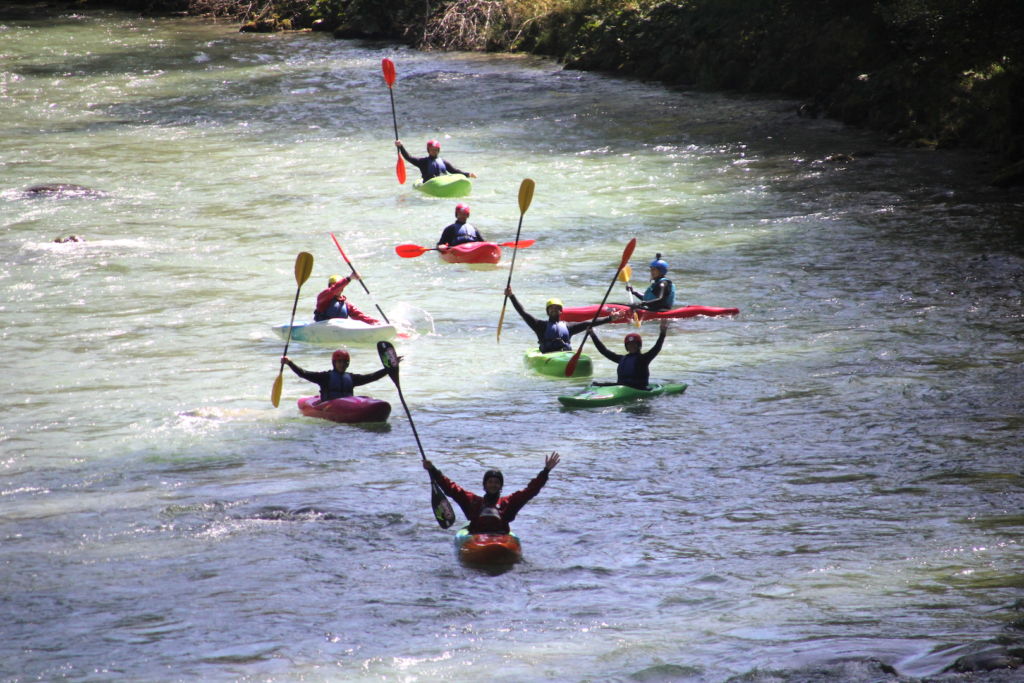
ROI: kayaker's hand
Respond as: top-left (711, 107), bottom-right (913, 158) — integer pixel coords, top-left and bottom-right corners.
top-left (468, 172), bottom-right (477, 178)
top-left (504, 285), bottom-right (513, 297)
top-left (394, 139), bottom-right (402, 148)
top-left (281, 356), bottom-right (290, 364)
top-left (545, 451), bottom-right (561, 471)
top-left (659, 319), bottom-right (669, 331)
top-left (422, 459), bottom-right (433, 471)
top-left (349, 271), bottom-right (360, 281)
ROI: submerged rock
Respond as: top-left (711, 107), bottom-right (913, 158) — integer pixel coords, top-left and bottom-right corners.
top-left (23, 183), bottom-right (106, 198)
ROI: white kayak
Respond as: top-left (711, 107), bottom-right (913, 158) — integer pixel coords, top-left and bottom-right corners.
top-left (272, 318), bottom-right (398, 345)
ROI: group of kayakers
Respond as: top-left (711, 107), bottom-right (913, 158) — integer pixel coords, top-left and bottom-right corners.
top-left (278, 135), bottom-right (685, 538)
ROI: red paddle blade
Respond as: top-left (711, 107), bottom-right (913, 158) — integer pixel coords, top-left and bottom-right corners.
top-left (565, 347), bottom-right (584, 377)
top-left (620, 237), bottom-right (637, 269)
top-left (503, 239), bottom-right (535, 249)
top-left (395, 243), bottom-right (429, 258)
top-left (382, 58), bottom-right (396, 87)
top-left (396, 154), bottom-right (406, 184)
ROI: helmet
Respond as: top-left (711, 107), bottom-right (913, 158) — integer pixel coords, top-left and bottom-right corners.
top-left (328, 274), bottom-right (342, 285)
top-left (331, 349), bottom-right (350, 364)
top-left (545, 298), bottom-right (564, 309)
top-left (624, 332), bottom-right (642, 348)
top-left (426, 139), bottom-right (441, 151)
top-left (650, 253), bottom-right (669, 275)
top-left (483, 469), bottom-right (504, 487)
top-left (455, 203), bottom-right (470, 216)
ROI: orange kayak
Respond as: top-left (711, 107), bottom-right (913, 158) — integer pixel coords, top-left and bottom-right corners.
top-left (454, 527), bottom-right (522, 565)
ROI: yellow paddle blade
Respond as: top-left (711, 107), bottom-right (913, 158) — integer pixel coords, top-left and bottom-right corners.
top-left (618, 264), bottom-right (632, 283)
top-left (294, 251), bottom-right (314, 286)
top-left (271, 371), bottom-right (283, 408)
top-left (518, 178), bottom-right (535, 214)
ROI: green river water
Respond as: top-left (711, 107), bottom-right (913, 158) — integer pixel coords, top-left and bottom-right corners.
top-left (2, 5), bottom-right (1023, 682)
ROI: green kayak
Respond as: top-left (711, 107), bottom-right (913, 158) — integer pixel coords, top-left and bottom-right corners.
top-left (523, 349), bottom-right (593, 378)
top-left (414, 174), bottom-right (472, 198)
top-left (557, 382), bottom-right (687, 407)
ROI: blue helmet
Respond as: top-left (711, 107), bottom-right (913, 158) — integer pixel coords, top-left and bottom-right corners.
top-left (650, 253), bottom-right (669, 275)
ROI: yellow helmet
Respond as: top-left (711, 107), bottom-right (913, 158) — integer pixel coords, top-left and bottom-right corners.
top-left (328, 274), bottom-right (342, 285)
top-left (545, 298), bottom-right (564, 309)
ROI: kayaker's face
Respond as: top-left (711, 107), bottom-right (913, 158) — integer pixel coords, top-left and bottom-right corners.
top-left (427, 144), bottom-right (440, 158)
top-left (546, 305), bottom-right (562, 320)
top-left (333, 358), bottom-right (350, 373)
top-left (649, 267), bottom-right (660, 280)
top-left (625, 339), bottom-right (642, 353)
top-left (455, 208), bottom-right (469, 222)
top-left (483, 477), bottom-right (502, 495)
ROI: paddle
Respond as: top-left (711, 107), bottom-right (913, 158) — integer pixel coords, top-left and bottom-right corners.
top-left (496, 178), bottom-right (536, 342)
top-left (381, 58), bottom-right (406, 184)
top-left (377, 341), bottom-right (456, 528)
top-left (618, 264), bottom-right (641, 327)
top-left (329, 233), bottom-right (391, 324)
top-left (394, 239), bottom-right (535, 258)
top-left (565, 238), bottom-right (637, 377)
top-left (271, 251), bottom-right (315, 407)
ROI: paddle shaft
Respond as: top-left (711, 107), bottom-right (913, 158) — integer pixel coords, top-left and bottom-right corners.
top-left (495, 216), bottom-right (524, 342)
top-left (497, 179), bottom-right (536, 342)
top-left (272, 252), bottom-right (314, 406)
top-left (330, 233), bottom-right (391, 324)
top-left (566, 238), bottom-right (637, 376)
top-left (387, 87), bottom-right (399, 140)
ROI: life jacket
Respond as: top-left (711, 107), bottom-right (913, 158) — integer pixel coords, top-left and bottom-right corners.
top-left (470, 503), bottom-right (510, 534)
top-left (322, 370), bottom-right (354, 401)
top-left (540, 320), bottom-right (571, 353)
top-left (451, 222), bottom-right (480, 245)
top-left (617, 353), bottom-right (649, 390)
top-left (426, 157), bottom-right (447, 179)
top-left (314, 299), bottom-right (349, 322)
top-left (642, 277), bottom-right (676, 310)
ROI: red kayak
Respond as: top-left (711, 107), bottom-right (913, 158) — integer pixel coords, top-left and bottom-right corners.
top-left (559, 303), bottom-right (739, 323)
top-left (439, 242), bottom-right (501, 264)
top-left (297, 396), bottom-right (391, 423)
top-left (454, 528), bottom-right (522, 565)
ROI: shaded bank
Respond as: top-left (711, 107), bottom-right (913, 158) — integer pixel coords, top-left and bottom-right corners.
top-left (25, 0), bottom-right (1024, 181)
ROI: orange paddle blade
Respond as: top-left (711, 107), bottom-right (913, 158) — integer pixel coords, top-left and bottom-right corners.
top-left (396, 155), bottom-right (406, 184)
top-left (395, 243), bottom-right (430, 258)
top-left (382, 58), bottom-right (396, 87)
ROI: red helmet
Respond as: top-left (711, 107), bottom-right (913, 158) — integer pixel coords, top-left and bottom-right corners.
top-left (426, 139), bottom-right (441, 151)
top-left (624, 333), bottom-right (642, 348)
top-left (455, 203), bottom-right (470, 216)
top-left (332, 349), bottom-right (350, 364)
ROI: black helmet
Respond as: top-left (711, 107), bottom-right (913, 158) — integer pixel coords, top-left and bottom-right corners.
top-left (482, 469), bottom-right (504, 487)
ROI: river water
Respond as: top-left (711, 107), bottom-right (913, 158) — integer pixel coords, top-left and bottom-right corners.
top-left (2, 6), bottom-right (1023, 682)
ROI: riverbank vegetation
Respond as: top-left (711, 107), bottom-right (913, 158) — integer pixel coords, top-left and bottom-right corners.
top-left (75, 0), bottom-right (1024, 179)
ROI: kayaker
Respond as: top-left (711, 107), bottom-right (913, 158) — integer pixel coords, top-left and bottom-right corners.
top-left (282, 349), bottom-right (390, 401)
top-left (627, 254), bottom-right (676, 311)
top-left (422, 452), bottom-right (561, 534)
top-left (437, 203), bottom-right (484, 248)
top-left (395, 139), bottom-right (477, 182)
top-left (590, 319), bottom-right (669, 390)
top-left (313, 274), bottom-right (379, 324)
top-left (505, 286), bottom-right (619, 352)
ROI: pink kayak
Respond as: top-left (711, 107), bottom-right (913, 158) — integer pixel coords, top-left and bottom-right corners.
top-left (297, 396), bottom-right (391, 423)
top-left (439, 242), bottom-right (501, 264)
top-left (559, 303), bottom-right (740, 323)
